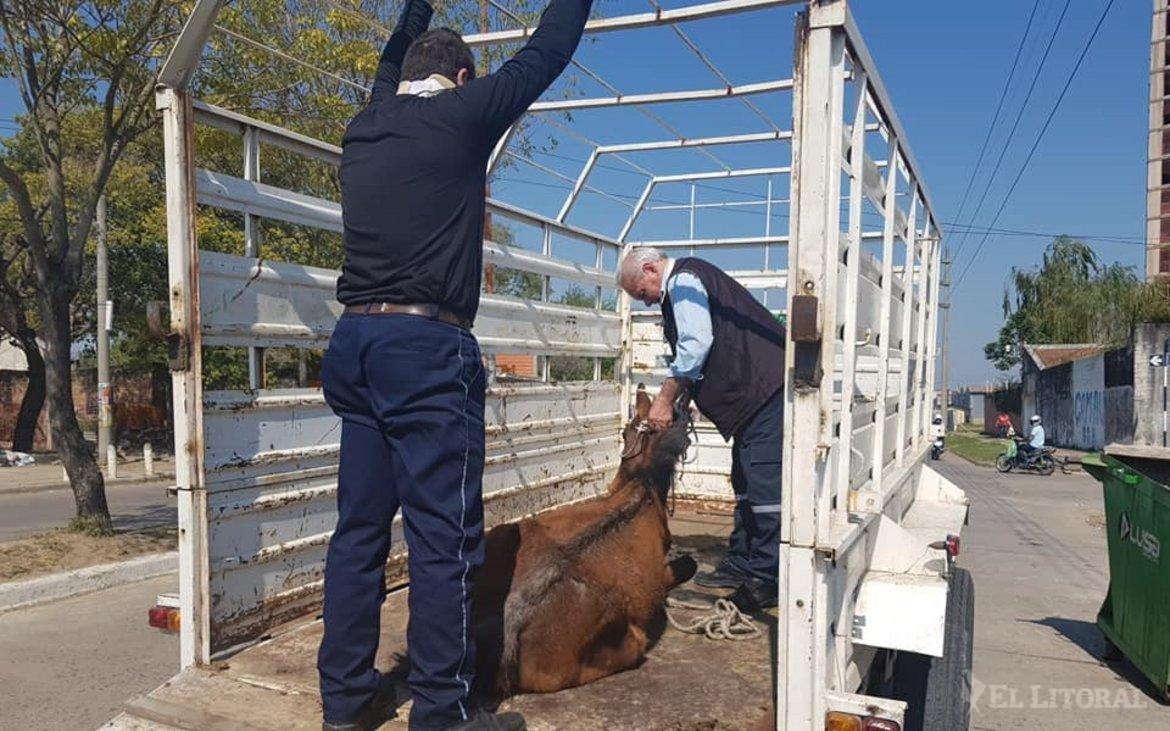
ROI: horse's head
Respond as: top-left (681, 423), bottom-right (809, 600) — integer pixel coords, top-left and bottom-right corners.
top-left (619, 385), bottom-right (692, 499)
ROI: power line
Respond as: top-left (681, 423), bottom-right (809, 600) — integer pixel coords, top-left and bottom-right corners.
top-left (948, 0), bottom-right (1041, 251)
top-left (951, 0), bottom-right (1073, 264)
top-left (954, 0), bottom-right (1119, 291)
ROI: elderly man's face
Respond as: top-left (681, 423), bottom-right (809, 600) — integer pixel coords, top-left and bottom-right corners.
top-left (626, 261), bottom-right (665, 306)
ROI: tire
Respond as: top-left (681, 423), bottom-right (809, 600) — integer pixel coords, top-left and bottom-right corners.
top-left (995, 454), bottom-right (1013, 473)
top-left (890, 568), bottom-right (975, 731)
top-left (1036, 455), bottom-right (1056, 476)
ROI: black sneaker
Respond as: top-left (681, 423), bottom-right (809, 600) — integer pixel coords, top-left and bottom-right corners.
top-left (727, 577), bottom-right (779, 612)
top-left (693, 560), bottom-right (749, 589)
top-left (441, 709), bottom-right (527, 730)
top-left (321, 672), bottom-right (405, 730)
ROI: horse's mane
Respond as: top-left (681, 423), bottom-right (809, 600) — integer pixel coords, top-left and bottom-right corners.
top-left (498, 413), bottom-right (691, 689)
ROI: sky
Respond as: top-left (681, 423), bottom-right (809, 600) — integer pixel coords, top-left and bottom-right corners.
top-left (0, 0), bottom-right (1150, 389)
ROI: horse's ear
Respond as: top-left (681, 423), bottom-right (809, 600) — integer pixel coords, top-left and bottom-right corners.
top-left (635, 384), bottom-right (651, 419)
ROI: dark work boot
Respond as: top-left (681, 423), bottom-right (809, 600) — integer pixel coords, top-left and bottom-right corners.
top-left (693, 559), bottom-right (749, 589)
top-left (727, 577), bottom-right (779, 613)
top-left (440, 709), bottom-right (527, 730)
top-left (321, 672), bottom-right (405, 730)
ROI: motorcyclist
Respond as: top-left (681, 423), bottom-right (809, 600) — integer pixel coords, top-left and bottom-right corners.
top-left (1019, 414), bottom-right (1045, 461)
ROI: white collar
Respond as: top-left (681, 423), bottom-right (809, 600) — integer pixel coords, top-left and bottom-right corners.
top-left (397, 74), bottom-right (456, 97)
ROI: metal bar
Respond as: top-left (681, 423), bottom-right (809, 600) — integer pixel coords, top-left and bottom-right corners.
top-left (193, 101), bottom-right (341, 164)
top-left (158, 0), bottom-right (228, 90)
top-left (506, 152), bottom-right (633, 208)
top-left (156, 87), bottom-right (209, 668)
top-left (911, 220), bottom-right (932, 448)
top-left (528, 79), bottom-right (793, 112)
top-left (647, 199), bottom-right (776, 211)
top-left (628, 234), bottom-right (789, 248)
top-left (653, 166), bottom-right (790, 183)
top-left (619, 181), bottom-right (655, 242)
top-left (868, 136), bottom-right (900, 499)
top-left (894, 193), bottom-right (918, 466)
top-left (597, 130), bottom-right (791, 154)
top-left (243, 126), bottom-right (265, 391)
top-left (778, 10), bottom-right (845, 728)
top-left (836, 70), bottom-right (867, 515)
top-left (462, 0), bottom-right (805, 47)
top-left (557, 149), bottom-right (599, 222)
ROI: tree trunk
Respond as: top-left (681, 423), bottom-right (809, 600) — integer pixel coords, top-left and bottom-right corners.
top-left (10, 332), bottom-right (45, 452)
top-left (41, 291), bottom-right (111, 534)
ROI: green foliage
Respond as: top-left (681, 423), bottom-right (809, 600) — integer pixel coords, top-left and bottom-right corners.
top-left (984, 237), bottom-right (1170, 371)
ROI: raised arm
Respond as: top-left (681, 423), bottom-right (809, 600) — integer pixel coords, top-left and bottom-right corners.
top-left (462, 0), bottom-right (594, 144)
top-left (371, 0), bottom-right (435, 98)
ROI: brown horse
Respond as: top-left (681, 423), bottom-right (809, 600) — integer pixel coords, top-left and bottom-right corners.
top-left (471, 386), bottom-right (697, 696)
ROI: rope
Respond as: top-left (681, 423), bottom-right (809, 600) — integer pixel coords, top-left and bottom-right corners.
top-left (665, 596), bottom-right (763, 641)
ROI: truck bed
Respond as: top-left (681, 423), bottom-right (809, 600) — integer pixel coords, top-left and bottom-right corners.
top-left (105, 512), bottom-right (775, 730)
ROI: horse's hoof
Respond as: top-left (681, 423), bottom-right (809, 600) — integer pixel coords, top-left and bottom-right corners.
top-left (668, 554), bottom-right (698, 585)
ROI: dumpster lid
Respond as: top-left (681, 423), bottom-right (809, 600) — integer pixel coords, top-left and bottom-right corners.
top-left (1104, 443), bottom-right (1170, 463)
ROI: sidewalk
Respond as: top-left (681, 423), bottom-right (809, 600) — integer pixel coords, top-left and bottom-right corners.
top-left (0, 453), bottom-right (176, 496)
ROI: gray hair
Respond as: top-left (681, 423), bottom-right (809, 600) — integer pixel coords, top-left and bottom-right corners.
top-left (616, 246), bottom-right (666, 289)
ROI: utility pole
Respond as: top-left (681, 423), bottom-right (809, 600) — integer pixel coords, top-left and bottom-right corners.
top-left (940, 248), bottom-right (952, 430)
top-left (96, 195), bottom-right (113, 464)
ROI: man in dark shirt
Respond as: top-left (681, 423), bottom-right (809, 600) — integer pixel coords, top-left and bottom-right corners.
top-left (319, 1), bottom-right (591, 729)
top-left (618, 247), bottom-right (786, 613)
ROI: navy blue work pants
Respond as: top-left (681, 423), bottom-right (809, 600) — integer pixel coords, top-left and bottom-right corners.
top-left (318, 313), bottom-right (485, 729)
top-left (725, 389), bottom-right (783, 585)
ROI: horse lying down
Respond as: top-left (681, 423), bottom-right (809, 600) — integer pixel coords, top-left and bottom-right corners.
top-left (471, 387), bottom-right (697, 696)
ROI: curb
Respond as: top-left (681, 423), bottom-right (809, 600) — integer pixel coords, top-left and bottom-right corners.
top-left (0, 475), bottom-right (176, 497)
top-left (0, 551), bottom-right (178, 613)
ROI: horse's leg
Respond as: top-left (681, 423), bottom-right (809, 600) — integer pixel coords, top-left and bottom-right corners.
top-left (663, 554), bottom-right (698, 589)
top-left (577, 622), bottom-right (649, 686)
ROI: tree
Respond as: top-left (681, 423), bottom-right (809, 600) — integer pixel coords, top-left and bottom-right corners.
top-left (984, 237), bottom-right (1170, 371)
top-left (0, 232), bottom-right (45, 452)
top-left (0, 0), bottom-right (181, 533)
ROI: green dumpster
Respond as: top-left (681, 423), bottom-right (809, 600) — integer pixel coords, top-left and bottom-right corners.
top-left (1082, 447), bottom-right (1170, 701)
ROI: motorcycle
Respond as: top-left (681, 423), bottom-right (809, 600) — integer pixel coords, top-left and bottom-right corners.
top-left (995, 437), bottom-right (1056, 476)
top-left (930, 435), bottom-right (944, 460)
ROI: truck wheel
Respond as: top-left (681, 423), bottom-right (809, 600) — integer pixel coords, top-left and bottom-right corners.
top-left (890, 568), bottom-right (975, 731)
top-left (995, 454), bottom-right (1013, 473)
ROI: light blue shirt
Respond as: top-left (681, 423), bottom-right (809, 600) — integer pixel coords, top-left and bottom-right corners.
top-left (1030, 425), bottom-right (1045, 449)
top-left (662, 260), bottom-right (714, 381)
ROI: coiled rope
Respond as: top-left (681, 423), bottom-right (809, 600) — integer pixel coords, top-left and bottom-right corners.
top-left (665, 596), bottom-right (763, 641)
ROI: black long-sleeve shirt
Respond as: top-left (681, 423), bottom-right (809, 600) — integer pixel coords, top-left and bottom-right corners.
top-left (336, 0), bottom-right (594, 321)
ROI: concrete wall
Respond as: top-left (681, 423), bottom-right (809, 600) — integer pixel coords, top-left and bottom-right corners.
top-left (1022, 346), bottom-right (1135, 450)
top-left (1134, 323), bottom-right (1170, 446)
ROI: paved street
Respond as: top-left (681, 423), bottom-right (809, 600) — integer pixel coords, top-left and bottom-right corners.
top-left (936, 455), bottom-right (1169, 729)
top-left (0, 480), bottom-right (176, 541)
top-left (0, 573), bottom-right (178, 731)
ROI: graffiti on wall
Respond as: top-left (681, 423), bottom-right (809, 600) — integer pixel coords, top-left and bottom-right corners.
top-left (1073, 389), bottom-right (1104, 449)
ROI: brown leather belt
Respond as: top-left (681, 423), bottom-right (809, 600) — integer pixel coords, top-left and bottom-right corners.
top-left (344, 302), bottom-right (472, 330)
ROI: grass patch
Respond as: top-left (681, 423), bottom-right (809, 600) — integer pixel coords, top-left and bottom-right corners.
top-left (0, 526), bottom-right (177, 582)
top-left (947, 425), bottom-right (1009, 467)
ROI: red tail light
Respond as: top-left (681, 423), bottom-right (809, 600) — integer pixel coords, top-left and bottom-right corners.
top-left (945, 533), bottom-right (960, 558)
top-left (148, 605), bottom-right (180, 633)
top-left (862, 718), bottom-right (900, 731)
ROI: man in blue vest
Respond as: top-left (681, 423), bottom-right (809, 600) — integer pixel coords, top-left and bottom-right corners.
top-left (320, 0), bottom-right (592, 728)
top-left (617, 247), bottom-right (786, 612)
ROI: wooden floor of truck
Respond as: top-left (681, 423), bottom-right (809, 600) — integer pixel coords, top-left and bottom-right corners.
top-left (118, 512), bottom-right (777, 730)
